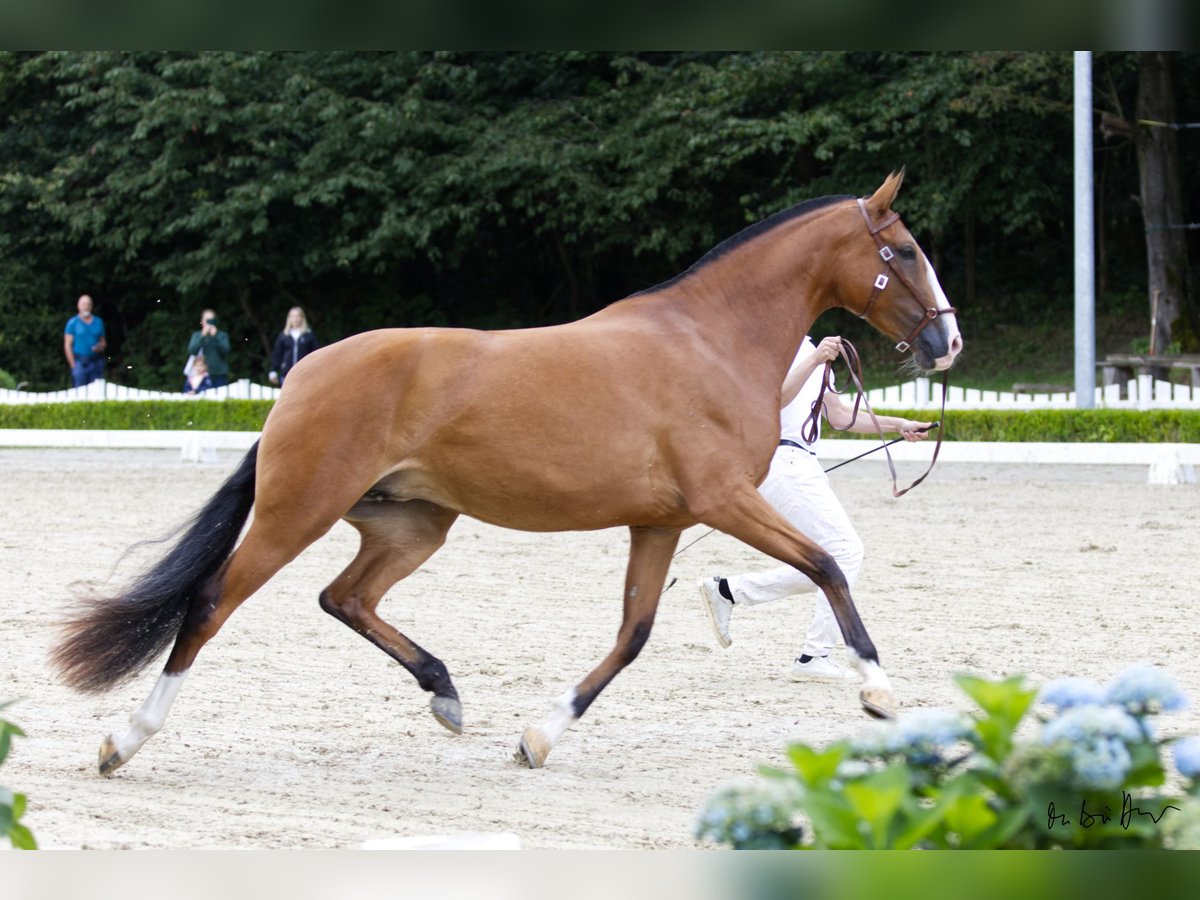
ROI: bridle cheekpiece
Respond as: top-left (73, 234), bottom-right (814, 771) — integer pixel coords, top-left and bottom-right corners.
top-left (855, 198), bottom-right (956, 354)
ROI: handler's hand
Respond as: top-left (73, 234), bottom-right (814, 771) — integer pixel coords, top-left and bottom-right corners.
top-left (813, 336), bottom-right (843, 364)
top-left (899, 420), bottom-right (934, 442)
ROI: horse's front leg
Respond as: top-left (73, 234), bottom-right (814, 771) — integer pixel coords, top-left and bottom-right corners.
top-left (698, 485), bottom-right (897, 719)
top-left (515, 525), bottom-right (680, 769)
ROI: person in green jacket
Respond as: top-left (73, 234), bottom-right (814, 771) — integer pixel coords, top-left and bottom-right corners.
top-left (187, 309), bottom-right (231, 387)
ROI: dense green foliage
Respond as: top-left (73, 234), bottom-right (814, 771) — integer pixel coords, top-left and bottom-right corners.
top-left (2, 52), bottom-right (1197, 392)
top-left (0, 400), bottom-right (272, 431)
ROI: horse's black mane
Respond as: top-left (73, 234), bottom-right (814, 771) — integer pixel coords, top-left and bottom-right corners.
top-left (630, 193), bottom-right (854, 298)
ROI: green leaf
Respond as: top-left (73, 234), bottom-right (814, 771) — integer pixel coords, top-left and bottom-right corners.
top-left (891, 799), bottom-right (952, 850)
top-left (786, 741), bottom-right (849, 789)
top-left (969, 803), bottom-right (1036, 850)
top-left (944, 792), bottom-right (999, 842)
top-left (9, 823), bottom-right (37, 850)
top-left (956, 673), bottom-right (1036, 761)
top-left (843, 764), bottom-right (910, 847)
top-left (955, 673), bottom-right (1036, 722)
top-left (798, 792), bottom-right (864, 849)
top-left (1123, 741), bottom-right (1166, 789)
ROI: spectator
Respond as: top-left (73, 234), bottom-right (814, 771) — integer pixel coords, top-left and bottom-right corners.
top-left (187, 309), bottom-right (231, 388)
top-left (63, 294), bottom-right (107, 387)
top-left (268, 306), bottom-right (321, 386)
top-left (182, 355), bottom-right (214, 394)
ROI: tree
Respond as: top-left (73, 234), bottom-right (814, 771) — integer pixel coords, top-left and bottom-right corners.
top-left (0, 51), bottom-right (1175, 390)
top-left (1134, 52), bottom-right (1197, 354)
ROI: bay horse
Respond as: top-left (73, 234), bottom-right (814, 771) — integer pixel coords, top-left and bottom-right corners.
top-left (53, 170), bottom-right (961, 774)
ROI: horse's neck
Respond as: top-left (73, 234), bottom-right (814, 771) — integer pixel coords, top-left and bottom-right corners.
top-left (668, 217), bottom-right (842, 381)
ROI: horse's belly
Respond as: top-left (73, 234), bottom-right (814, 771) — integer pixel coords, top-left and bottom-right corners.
top-left (372, 459), bottom-right (687, 532)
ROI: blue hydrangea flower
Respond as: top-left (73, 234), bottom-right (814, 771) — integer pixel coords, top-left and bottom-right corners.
top-left (1039, 705), bottom-right (1144, 791)
top-left (1071, 736), bottom-right (1133, 790)
top-left (695, 777), bottom-right (805, 849)
top-left (1173, 736), bottom-right (1200, 780)
top-left (1104, 664), bottom-right (1188, 715)
top-left (1040, 705), bottom-right (1143, 746)
top-left (851, 708), bottom-right (974, 764)
top-left (1039, 677), bottom-right (1105, 710)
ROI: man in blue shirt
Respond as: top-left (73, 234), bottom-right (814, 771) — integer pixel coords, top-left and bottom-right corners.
top-left (63, 294), bottom-right (107, 387)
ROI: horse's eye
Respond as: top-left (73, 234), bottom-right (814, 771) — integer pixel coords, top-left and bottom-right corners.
top-left (898, 246), bottom-right (917, 261)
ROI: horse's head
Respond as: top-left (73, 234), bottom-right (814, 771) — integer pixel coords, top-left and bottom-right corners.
top-left (837, 170), bottom-right (962, 372)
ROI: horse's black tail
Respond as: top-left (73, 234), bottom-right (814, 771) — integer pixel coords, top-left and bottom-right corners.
top-left (52, 441), bottom-right (260, 694)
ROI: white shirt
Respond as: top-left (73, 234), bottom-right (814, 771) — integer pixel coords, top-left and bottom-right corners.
top-left (778, 337), bottom-right (833, 451)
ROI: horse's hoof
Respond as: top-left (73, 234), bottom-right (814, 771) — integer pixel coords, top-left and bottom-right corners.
top-left (860, 687), bottom-right (897, 720)
top-left (430, 695), bottom-right (463, 735)
top-left (514, 727), bottom-right (550, 769)
top-left (98, 735), bottom-right (124, 776)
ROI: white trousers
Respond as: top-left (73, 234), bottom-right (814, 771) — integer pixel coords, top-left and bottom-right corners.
top-left (726, 445), bottom-right (864, 657)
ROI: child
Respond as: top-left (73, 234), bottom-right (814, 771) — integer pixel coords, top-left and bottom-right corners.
top-left (183, 355), bottom-right (214, 394)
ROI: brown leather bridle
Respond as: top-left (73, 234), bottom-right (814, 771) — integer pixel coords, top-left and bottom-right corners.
top-left (855, 198), bottom-right (957, 354)
top-left (798, 202), bottom-right (959, 497)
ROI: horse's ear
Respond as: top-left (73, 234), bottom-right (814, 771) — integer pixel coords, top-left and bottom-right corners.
top-left (864, 168), bottom-right (906, 217)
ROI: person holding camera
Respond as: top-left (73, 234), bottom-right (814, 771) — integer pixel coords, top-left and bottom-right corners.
top-left (187, 309), bottom-right (231, 388)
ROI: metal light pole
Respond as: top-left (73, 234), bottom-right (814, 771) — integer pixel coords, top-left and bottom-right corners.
top-left (1074, 51), bottom-right (1096, 409)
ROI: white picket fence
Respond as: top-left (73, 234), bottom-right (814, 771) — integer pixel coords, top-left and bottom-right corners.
top-left (1, 375), bottom-right (1198, 410)
top-left (0, 378), bottom-right (281, 404)
top-left (861, 376), bottom-right (1200, 411)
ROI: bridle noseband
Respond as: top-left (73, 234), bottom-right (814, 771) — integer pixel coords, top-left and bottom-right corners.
top-left (855, 198), bottom-right (957, 354)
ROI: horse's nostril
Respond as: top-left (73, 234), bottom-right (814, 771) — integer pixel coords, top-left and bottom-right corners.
top-left (950, 334), bottom-right (963, 356)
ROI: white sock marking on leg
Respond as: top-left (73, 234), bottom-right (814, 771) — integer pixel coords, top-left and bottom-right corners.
top-left (536, 688), bottom-right (579, 746)
top-left (846, 650), bottom-right (893, 693)
top-left (112, 671), bottom-right (187, 761)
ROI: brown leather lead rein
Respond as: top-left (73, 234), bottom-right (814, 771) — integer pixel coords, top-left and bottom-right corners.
top-left (802, 339), bottom-right (949, 498)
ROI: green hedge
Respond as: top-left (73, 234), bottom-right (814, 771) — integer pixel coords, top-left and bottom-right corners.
top-left (0, 400), bottom-right (273, 431)
top-left (1, 402), bottom-right (1199, 443)
top-left (828, 408), bottom-right (1200, 443)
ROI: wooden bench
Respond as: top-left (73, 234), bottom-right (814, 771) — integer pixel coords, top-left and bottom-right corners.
top-left (1098, 354), bottom-right (1200, 396)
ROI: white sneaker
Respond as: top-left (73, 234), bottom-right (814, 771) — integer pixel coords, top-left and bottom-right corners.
top-left (697, 576), bottom-right (733, 648)
top-left (790, 655), bottom-right (854, 683)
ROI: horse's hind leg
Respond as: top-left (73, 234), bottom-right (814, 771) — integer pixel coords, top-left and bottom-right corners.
top-left (99, 519), bottom-right (330, 775)
top-left (320, 500), bottom-right (463, 733)
top-left (516, 525), bottom-right (679, 769)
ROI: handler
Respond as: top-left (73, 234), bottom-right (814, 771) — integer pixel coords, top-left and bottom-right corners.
top-left (698, 335), bottom-right (931, 681)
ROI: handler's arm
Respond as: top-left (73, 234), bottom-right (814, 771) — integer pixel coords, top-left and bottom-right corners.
top-left (824, 393), bottom-right (933, 441)
top-left (781, 336), bottom-right (843, 407)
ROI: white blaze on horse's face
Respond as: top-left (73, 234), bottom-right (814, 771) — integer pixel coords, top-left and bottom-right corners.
top-left (924, 255), bottom-right (962, 370)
